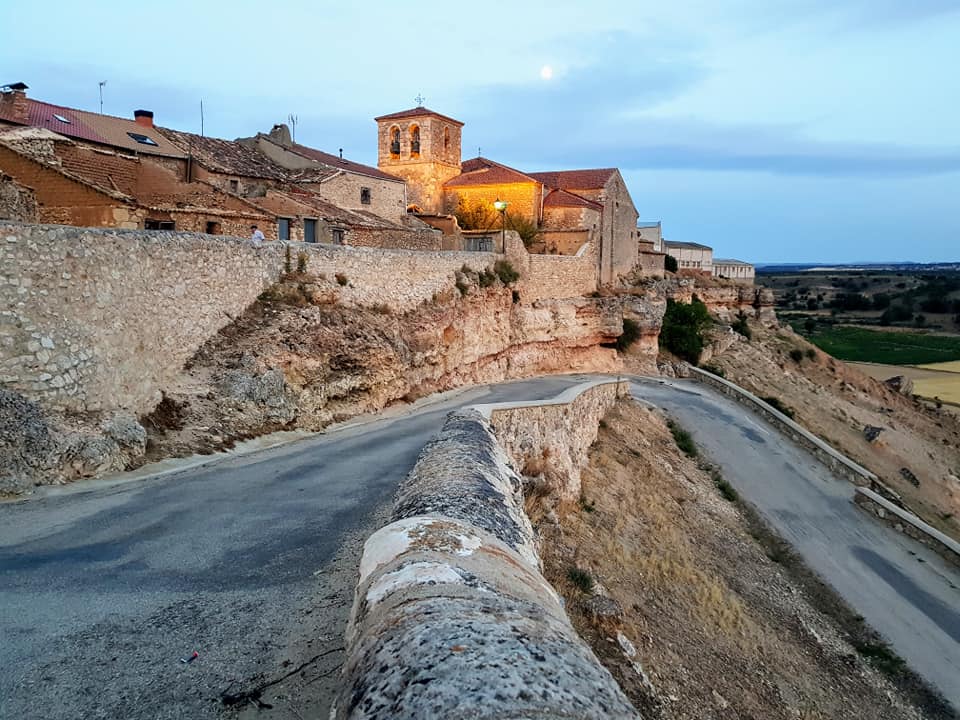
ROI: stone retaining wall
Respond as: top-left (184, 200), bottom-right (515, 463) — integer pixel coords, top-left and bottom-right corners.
top-left (478, 379), bottom-right (628, 503)
top-left (853, 488), bottom-right (960, 568)
top-left (334, 384), bottom-right (638, 719)
top-left (1, 222), bottom-right (611, 418)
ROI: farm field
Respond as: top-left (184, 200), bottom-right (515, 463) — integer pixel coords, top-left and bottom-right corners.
top-left (847, 361), bottom-right (960, 407)
top-left (806, 325), bottom-right (960, 365)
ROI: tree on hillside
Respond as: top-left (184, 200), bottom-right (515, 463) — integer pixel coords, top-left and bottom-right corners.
top-left (665, 255), bottom-right (678, 273)
top-left (661, 296), bottom-right (711, 364)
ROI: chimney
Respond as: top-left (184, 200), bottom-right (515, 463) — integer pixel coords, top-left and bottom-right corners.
top-left (134, 109), bottom-right (154, 128)
top-left (0, 82), bottom-right (29, 125)
top-left (268, 123), bottom-right (292, 147)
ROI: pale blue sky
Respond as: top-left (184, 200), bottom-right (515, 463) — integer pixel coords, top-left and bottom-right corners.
top-left (3, 0), bottom-right (958, 262)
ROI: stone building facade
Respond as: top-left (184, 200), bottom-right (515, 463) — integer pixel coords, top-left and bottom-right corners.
top-left (712, 259), bottom-right (755, 285)
top-left (665, 241), bottom-right (714, 274)
top-left (0, 172), bottom-right (37, 222)
top-left (375, 107), bottom-right (464, 214)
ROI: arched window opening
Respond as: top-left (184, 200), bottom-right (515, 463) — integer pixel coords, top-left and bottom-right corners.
top-left (390, 127), bottom-right (401, 157)
top-left (443, 127), bottom-right (450, 153)
top-left (410, 125), bottom-right (421, 156)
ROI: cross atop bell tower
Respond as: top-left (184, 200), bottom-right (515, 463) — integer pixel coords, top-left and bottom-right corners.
top-left (374, 105), bottom-right (463, 214)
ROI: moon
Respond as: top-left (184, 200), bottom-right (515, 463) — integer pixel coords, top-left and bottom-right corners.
top-left (540, 65), bottom-right (554, 81)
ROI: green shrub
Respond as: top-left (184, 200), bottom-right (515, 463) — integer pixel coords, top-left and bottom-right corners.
top-left (701, 363), bottom-right (725, 377)
top-left (789, 348), bottom-right (804, 363)
top-left (732, 311), bottom-right (752, 340)
top-left (660, 297), bottom-right (711, 364)
top-left (506, 213), bottom-right (541, 248)
top-left (284, 244), bottom-right (292, 274)
top-left (478, 268), bottom-right (497, 288)
top-left (454, 197), bottom-right (496, 231)
top-left (711, 468), bottom-right (739, 502)
top-left (455, 278), bottom-right (469, 296)
top-left (566, 566), bottom-right (594, 593)
top-left (805, 348), bottom-right (817, 360)
top-left (616, 318), bottom-right (641, 353)
top-left (665, 254), bottom-right (678, 273)
top-left (335, 272), bottom-right (348, 286)
top-left (494, 259), bottom-right (519, 284)
top-left (296, 251), bottom-right (308, 273)
top-left (667, 419), bottom-right (698, 458)
top-left (579, 495), bottom-right (596, 513)
top-left (761, 396), bottom-right (795, 419)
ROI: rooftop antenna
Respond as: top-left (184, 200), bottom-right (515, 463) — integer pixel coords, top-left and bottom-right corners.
top-left (339, 148), bottom-right (343, 159)
top-left (200, 99), bottom-right (205, 137)
top-left (98, 80), bottom-right (106, 113)
top-left (288, 113), bottom-right (298, 142)
top-left (414, 93), bottom-right (426, 107)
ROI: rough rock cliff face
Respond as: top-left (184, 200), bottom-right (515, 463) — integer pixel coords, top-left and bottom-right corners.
top-left (139, 275), bottom-right (633, 464)
top-left (660, 277), bottom-right (777, 326)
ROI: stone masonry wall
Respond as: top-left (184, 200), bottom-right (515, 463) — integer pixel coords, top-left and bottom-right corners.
top-left (0, 175), bottom-right (37, 222)
top-left (506, 232), bottom-right (599, 302)
top-left (482, 380), bottom-right (628, 503)
top-left (0, 222), bottom-right (501, 416)
top-left (335, 385), bottom-right (638, 719)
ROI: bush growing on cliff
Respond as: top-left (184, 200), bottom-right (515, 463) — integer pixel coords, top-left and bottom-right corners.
top-left (667, 419), bottom-right (698, 458)
top-left (665, 254), bottom-right (678, 273)
top-left (284, 245), bottom-right (293, 274)
top-left (660, 297), bottom-right (711, 364)
top-left (566, 566), bottom-right (595, 593)
top-left (494, 260), bottom-right (519, 284)
top-left (616, 318), bottom-right (641, 352)
top-left (761, 396), bottom-right (795, 419)
top-left (296, 251), bottom-right (308, 273)
top-left (789, 348), bottom-right (804, 363)
top-left (335, 272), bottom-right (348, 286)
top-left (731, 311), bottom-right (752, 340)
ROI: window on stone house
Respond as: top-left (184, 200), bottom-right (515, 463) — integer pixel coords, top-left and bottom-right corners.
top-left (410, 125), bottom-right (420, 156)
top-left (145, 219), bottom-right (175, 230)
top-left (278, 217), bottom-right (290, 241)
top-left (360, 187), bottom-right (371, 205)
top-left (205, 221), bottom-right (221, 234)
top-left (229, 179), bottom-right (239, 193)
top-left (443, 127), bottom-right (450, 152)
top-left (332, 228), bottom-right (345, 245)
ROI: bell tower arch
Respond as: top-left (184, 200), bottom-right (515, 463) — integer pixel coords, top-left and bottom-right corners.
top-left (375, 106), bottom-right (463, 214)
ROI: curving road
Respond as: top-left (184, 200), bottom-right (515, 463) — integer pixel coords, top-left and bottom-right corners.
top-left (1, 374), bottom-right (958, 718)
top-left (630, 377), bottom-right (960, 710)
top-left (0, 374), bottom-right (591, 720)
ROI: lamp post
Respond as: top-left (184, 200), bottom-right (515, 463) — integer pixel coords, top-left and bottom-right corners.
top-left (493, 199), bottom-right (508, 251)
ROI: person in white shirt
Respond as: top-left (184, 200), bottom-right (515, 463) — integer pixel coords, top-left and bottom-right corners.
top-left (250, 225), bottom-right (265, 248)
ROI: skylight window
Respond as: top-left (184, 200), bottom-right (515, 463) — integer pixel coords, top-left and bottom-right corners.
top-left (127, 132), bottom-right (158, 146)
top-left (52, 114), bottom-right (71, 124)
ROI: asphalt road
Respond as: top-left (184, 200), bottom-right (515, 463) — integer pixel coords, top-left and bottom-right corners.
top-left (631, 378), bottom-right (960, 710)
top-left (3, 373), bottom-right (958, 717)
top-left (0, 374), bottom-right (589, 720)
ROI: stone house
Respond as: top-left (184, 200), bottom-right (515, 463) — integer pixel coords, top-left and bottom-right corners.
top-left (636, 221), bottom-right (666, 277)
top-left (712, 259), bottom-right (755, 285)
top-left (240, 124), bottom-right (408, 221)
top-left (0, 127), bottom-right (269, 232)
top-left (375, 105), bottom-right (642, 285)
top-left (665, 241), bottom-right (714, 274)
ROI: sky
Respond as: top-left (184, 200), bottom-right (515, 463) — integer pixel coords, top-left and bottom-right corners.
top-left (2, 0), bottom-right (958, 263)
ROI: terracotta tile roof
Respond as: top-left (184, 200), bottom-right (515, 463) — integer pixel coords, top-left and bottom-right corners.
top-left (528, 168), bottom-right (618, 190)
top-left (283, 141), bottom-right (402, 183)
top-left (374, 106), bottom-right (464, 127)
top-left (445, 157), bottom-right (539, 187)
top-left (0, 138), bottom-right (132, 202)
top-left (666, 241), bottom-right (713, 251)
top-left (156, 127), bottom-right (294, 180)
top-left (0, 98), bottom-right (186, 158)
top-left (250, 186), bottom-right (401, 229)
top-left (543, 188), bottom-right (603, 210)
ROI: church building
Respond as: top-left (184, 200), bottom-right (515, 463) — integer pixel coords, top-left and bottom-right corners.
top-left (375, 105), bottom-right (650, 285)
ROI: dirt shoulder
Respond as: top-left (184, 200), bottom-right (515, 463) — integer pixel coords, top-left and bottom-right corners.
top-left (537, 399), bottom-right (949, 720)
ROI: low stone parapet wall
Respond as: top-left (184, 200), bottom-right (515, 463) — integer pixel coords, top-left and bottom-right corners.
top-left (853, 487), bottom-right (960, 568)
top-left (687, 366), bottom-right (879, 488)
top-left (687, 367), bottom-right (957, 565)
top-left (334, 386), bottom-right (638, 719)
top-left (477, 379), bottom-right (628, 503)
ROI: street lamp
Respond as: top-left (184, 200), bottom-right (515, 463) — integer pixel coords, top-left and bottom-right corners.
top-left (493, 199), bottom-right (508, 250)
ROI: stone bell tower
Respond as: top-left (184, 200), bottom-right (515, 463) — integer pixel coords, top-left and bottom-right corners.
top-left (375, 105), bottom-right (463, 214)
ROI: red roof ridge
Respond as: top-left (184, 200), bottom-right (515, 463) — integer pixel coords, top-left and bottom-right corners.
top-left (374, 107), bottom-right (464, 127)
top-left (528, 168), bottom-right (619, 190)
